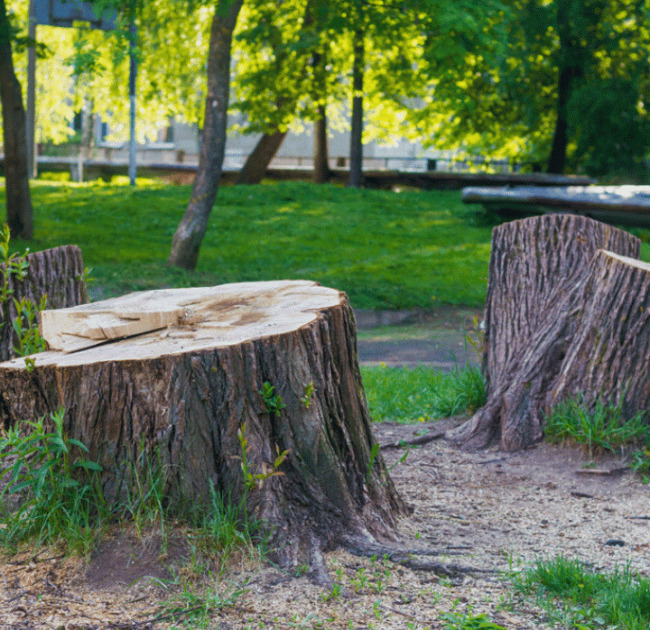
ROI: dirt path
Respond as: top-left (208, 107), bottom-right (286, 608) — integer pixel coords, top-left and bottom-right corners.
top-left (1, 417), bottom-right (647, 629)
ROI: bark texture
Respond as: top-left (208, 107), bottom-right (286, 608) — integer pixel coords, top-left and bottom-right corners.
top-left (0, 280), bottom-right (404, 571)
top-left (0, 0), bottom-right (33, 238)
top-left (451, 214), bottom-right (645, 451)
top-left (0, 245), bottom-right (88, 361)
top-left (168, 0), bottom-right (243, 270)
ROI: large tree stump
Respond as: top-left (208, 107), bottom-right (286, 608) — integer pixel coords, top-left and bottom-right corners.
top-left (0, 280), bottom-right (404, 571)
top-left (451, 215), bottom-right (648, 451)
top-left (0, 245), bottom-right (88, 361)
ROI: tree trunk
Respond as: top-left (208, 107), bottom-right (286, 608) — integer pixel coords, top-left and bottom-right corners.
top-left (0, 0), bottom-right (33, 239)
top-left (236, 130), bottom-right (287, 185)
top-left (450, 214), bottom-right (643, 451)
top-left (546, 66), bottom-right (573, 174)
top-left (168, 0), bottom-right (243, 270)
top-left (348, 26), bottom-right (364, 188)
top-left (313, 104), bottom-right (330, 183)
top-left (547, 0), bottom-right (580, 175)
top-left (0, 280), bottom-right (404, 572)
top-left (0, 245), bottom-right (88, 361)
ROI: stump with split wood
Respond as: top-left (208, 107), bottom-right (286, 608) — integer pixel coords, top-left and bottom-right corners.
top-left (0, 280), bottom-right (404, 572)
top-left (451, 214), bottom-right (650, 451)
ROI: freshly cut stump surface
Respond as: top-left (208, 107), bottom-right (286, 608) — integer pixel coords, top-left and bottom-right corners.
top-left (0, 280), bottom-right (404, 572)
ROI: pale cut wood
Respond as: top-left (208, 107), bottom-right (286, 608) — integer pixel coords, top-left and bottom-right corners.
top-left (0, 280), bottom-right (405, 574)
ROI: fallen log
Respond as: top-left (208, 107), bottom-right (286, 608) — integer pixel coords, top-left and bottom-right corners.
top-left (450, 215), bottom-right (649, 451)
top-left (0, 280), bottom-right (405, 571)
top-left (462, 185), bottom-right (650, 228)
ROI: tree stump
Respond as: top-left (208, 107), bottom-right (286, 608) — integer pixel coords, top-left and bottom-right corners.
top-left (0, 280), bottom-right (405, 571)
top-left (0, 245), bottom-right (88, 361)
top-left (451, 214), bottom-right (648, 451)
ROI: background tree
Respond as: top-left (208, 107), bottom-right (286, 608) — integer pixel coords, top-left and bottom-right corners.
top-left (168, 0), bottom-right (244, 270)
top-left (0, 0), bottom-right (32, 238)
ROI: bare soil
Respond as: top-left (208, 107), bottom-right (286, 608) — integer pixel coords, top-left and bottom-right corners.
top-left (1, 416), bottom-right (647, 630)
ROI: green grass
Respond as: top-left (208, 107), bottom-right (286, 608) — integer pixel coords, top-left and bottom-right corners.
top-left (544, 394), bottom-right (650, 460)
top-left (361, 364), bottom-right (486, 423)
top-left (513, 556), bottom-right (650, 630)
top-left (5, 179), bottom-right (492, 309)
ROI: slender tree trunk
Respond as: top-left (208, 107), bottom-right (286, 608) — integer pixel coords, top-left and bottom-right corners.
top-left (168, 0), bottom-right (243, 270)
top-left (547, 1), bottom-right (579, 175)
top-left (0, 0), bottom-right (33, 239)
top-left (313, 104), bottom-right (330, 183)
top-left (349, 26), bottom-right (364, 188)
top-left (236, 130), bottom-right (287, 185)
top-left (546, 66), bottom-right (573, 174)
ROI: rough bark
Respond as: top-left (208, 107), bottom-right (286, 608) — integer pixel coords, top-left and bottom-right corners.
top-left (0, 245), bottom-right (88, 361)
top-left (450, 215), bottom-right (644, 451)
top-left (168, 0), bottom-right (243, 270)
top-left (0, 280), bottom-right (404, 571)
top-left (0, 0), bottom-right (33, 239)
top-left (348, 26), bottom-right (364, 188)
top-left (236, 130), bottom-right (287, 185)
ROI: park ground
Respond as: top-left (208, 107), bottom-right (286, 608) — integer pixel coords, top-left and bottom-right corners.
top-left (1, 415), bottom-right (647, 629)
top-left (1, 180), bottom-right (649, 629)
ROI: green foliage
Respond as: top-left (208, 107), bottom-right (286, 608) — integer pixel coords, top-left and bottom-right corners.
top-left (544, 394), bottom-right (650, 459)
top-left (300, 381), bottom-right (315, 409)
top-left (259, 382), bottom-right (286, 418)
top-left (441, 610), bottom-right (506, 630)
top-left (13, 180), bottom-right (493, 309)
top-left (513, 556), bottom-right (650, 630)
top-left (0, 408), bottom-right (105, 553)
top-left (12, 295), bottom-right (47, 357)
top-left (0, 224), bottom-right (48, 365)
top-left (361, 364), bottom-right (486, 423)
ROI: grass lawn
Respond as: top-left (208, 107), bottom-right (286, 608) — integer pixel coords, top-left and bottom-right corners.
top-left (6, 178), bottom-right (494, 310)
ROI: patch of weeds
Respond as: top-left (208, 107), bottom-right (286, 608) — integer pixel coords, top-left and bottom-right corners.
top-left (187, 483), bottom-right (266, 577)
top-left (0, 407), bottom-right (106, 554)
top-left (512, 555), bottom-right (650, 630)
top-left (544, 393), bottom-right (650, 459)
top-left (361, 364), bottom-right (486, 423)
top-left (440, 610), bottom-right (507, 630)
top-left (155, 572), bottom-right (249, 628)
top-left (117, 446), bottom-right (169, 546)
top-left (630, 445), bottom-right (650, 483)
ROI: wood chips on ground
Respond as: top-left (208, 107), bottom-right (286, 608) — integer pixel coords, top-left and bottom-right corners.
top-left (1, 417), bottom-right (648, 629)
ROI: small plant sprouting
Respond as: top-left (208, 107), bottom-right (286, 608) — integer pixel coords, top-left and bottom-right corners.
top-left (465, 315), bottom-right (485, 361)
top-left (300, 381), bottom-right (315, 409)
top-left (237, 422), bottom-right (289, 492)
top-left (12, 295), bottom-right (48, 358)
top-left (259, 382), bottom-right (286, 417)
